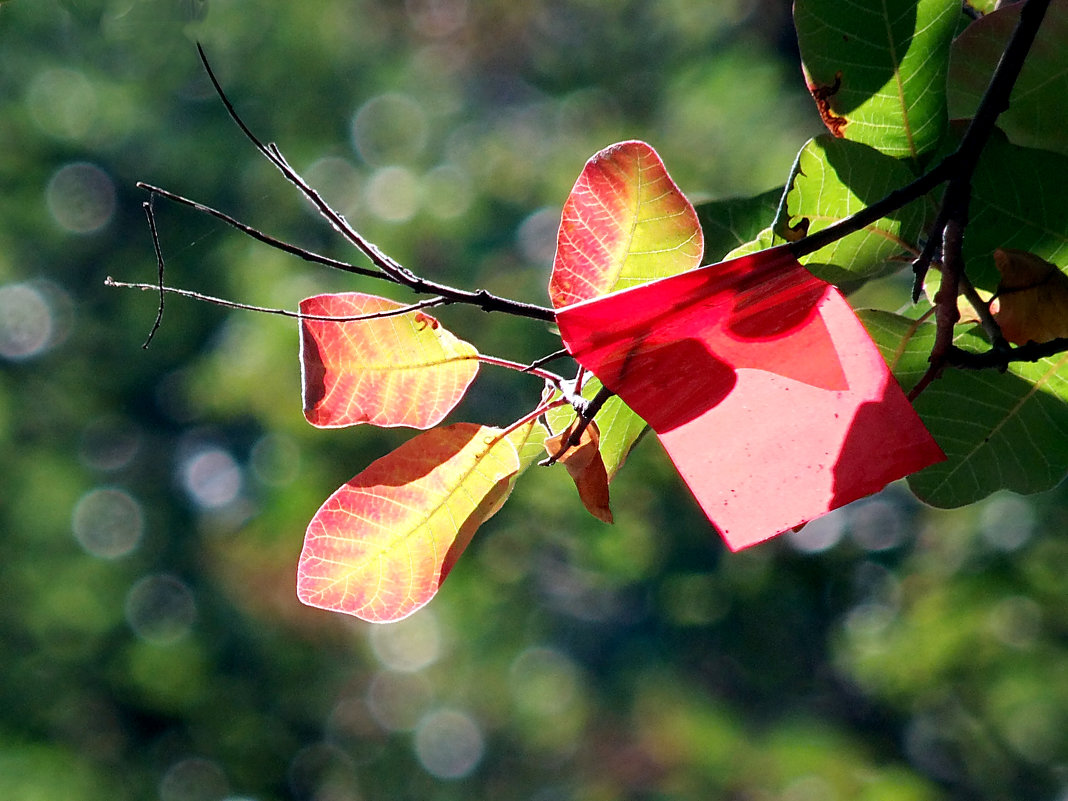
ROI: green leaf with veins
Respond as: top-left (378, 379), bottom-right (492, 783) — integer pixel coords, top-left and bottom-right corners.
top-left (858, 309), bottom-right (1068, 508)
top-left (948, 0), bottom-right (1068, 157)
top-left (856, 308), bottom-right (938, 393)
top-left (723, 227), bottom-right (783, 261)
top-left (964, 135), bottom-right (1068, 290)
top-left (794, 0), bottom-right (959, 159)
top-left (776, 136), bottom-right (927, 283)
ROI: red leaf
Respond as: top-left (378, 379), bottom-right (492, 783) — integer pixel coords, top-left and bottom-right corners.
top-left (549, 141), bottom-right (703, 308)
top-left (296, 423), bottom-right (520, 622)
top-left (300, 293), bottom-right (478, 429)
top-left (555, 245), bottom-right (944, 551)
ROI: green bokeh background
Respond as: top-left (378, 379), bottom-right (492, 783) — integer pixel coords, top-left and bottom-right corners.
top-left (1, 1), bottom-right (1066, 799)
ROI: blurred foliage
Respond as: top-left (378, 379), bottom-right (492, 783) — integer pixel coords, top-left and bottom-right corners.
top-left (1, 1), bottom-right (1066, 800)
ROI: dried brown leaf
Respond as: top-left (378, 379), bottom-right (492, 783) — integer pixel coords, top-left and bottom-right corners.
top-left (993, 248), bottom-right (1068, 344)
top-left (544, 420), bottom-right (614, 524)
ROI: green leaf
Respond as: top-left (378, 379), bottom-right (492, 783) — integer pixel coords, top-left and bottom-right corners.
top-left (694, 188), bottom-right (783, 263)
top-left (965, 135), bottom-right (1068, 290)
top-left (860, 310), bottom-right (1068, 508)
top-left (794, 0), bottom-right (959, 159)
top-left (723, 227), bottom-right (782, 260)
top-left (546, 377), bottom-right (647, 481)
top-left (910, 350), bottom-right (1068, 508)
top-left (510, 416), bottom-right (549, 471)
top-left (948, 1), bottom-right (1068, 157)
top-left (856, 308), bottom-right (937, 393)
top-left (777, 136), bottom-right (927, 282)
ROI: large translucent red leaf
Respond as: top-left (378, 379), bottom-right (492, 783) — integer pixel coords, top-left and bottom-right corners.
top-left (555, 245), bottom-right (944, 551)
top-left (548, 141), bottom-right (703, 308)
top-left (296, 423), bottom-right (520, 622)
top-left (300, 293), bottom-right (478, 429)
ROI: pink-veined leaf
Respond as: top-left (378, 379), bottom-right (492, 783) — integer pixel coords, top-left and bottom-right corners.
top-left (300, 293), bottom-right (478, 429)
top-left (548, 140), bottom-right (704, 308)
top-left (297, 423), bottom-right (521, 623)
top-left (555, 245), bottom-right (944, 551)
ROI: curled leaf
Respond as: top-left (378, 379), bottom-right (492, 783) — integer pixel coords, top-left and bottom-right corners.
top-left (297, 423), bottom-right (521, 623)
top-left (993, 248), bottom-right (1068, 344)
top-left (299, 293), bottom-right (478, 429)
top-left (544, 420), bottom-right (613, 524)
top-left (549, 140), bottom-right (703, 308)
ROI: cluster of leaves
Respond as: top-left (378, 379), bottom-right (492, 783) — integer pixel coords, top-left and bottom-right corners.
top-left (132, 0), bottom-right (1068, 623)
top-left (294, 141), bottom-right (687, 621)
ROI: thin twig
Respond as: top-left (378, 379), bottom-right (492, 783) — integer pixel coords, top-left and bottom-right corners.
top-left (947, 338), bottom-right (1068, 369)
top-left (475, 353), bottom-right (568, 393)
top-left (138, 183), bottom-right (384, 280)
top-left (567, 383), bottom-right (614, 445)
top-left (524, 348), bottom-right (571, 372)
top-left (192, 43), bottom-right (557, 323)
top-left (788, 157), bottom-right (955, 263)
top-left (104, 277), bottom-right (447, 322)
top-left (957, 271), bottom-right (1005, 346)
top-left (142, 199), bottom-right (166, 348)
top-left (911, 216), bottom-right (967, 398)
top-left (504, 395), bottom-right (569, 439)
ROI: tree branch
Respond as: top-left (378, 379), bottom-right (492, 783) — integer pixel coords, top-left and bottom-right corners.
top-left (190, 43), bottom-right (557, 323)
top-left (947, 337), bottom-right (1068, 369)
top-left (907, 0), bottom-right (1051, 393)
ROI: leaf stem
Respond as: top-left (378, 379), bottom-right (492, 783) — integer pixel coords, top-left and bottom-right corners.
top-left (476, 353), bottom-right (568, 391)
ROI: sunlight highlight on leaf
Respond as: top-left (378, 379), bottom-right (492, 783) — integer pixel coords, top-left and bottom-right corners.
top-left (778, 136), bottom-right (926, 281)
top-left (548, 140), bottom-right (703, 307)
top-left (299, 293), bottom-right (478, 429)
top-left (296, 423), bottom-right (521, 623)
top-left (794, 0), bottom-right (958, 159)
top-left (556, 246), bottom-right (943, 550)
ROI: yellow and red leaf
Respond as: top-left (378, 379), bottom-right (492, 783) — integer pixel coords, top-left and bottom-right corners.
top-left (300, 293), bottom-right (478, 429)
top-left (548, 140), bottom-right (704, 308)
top-left (296, 423), bottom-right (521, 623)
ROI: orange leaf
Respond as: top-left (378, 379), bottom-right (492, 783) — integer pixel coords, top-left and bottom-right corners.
top-left (993, 248), bottom-right (1068, 344)
top-left (544, 420), bottom-right (613, 524)
top-left (548, 141), bottom-right (704, 308)
top-left (296, 423), bottom-right (520, 623)
top-left (300, 293), bottom-right (478, 429)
